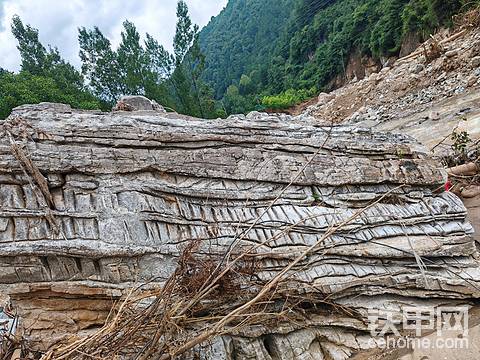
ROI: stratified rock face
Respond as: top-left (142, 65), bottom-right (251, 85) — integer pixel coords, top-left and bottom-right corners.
top-left (0, 103), bottom-right (478, 358)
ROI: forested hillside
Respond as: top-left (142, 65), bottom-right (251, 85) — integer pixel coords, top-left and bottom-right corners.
top-left (199, 0), bottom-right (296, 98)
top-left (0, 0), bottom-right (476, 119)
top-left (199, 0), bottom-right (474, 113)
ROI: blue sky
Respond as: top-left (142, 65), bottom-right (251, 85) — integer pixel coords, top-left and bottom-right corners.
top-left (0, 0), bottom-right (227, 71)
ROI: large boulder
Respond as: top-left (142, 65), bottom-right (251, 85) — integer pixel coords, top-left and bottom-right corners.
top-left (0, 103), bottom-right (478, 359)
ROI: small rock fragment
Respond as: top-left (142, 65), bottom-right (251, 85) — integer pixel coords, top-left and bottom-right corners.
top-left (317, 92), bottom-right (335, 106)
top-left (467, 75), bottom-right (478, 87)
top-left (445, 49), bottom-right (458, 58)
top-left (113, 95), bottom-right (165, 112)
top-left (429, 110), bottom-right (441, 121)
top-left (410, 63), bottom-right (425, 74)
top-left (471, 56), bottom-right (480, 67)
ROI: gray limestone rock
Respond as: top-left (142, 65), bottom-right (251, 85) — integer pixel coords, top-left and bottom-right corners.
top-left (114, 95), bottom-right (166, 112)
top-left (0, 103), bottom-right (478, 359)
top-left (472, 56), bottom-right (480, 68)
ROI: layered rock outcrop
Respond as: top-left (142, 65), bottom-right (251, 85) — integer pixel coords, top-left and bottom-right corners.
top-left (0, 102), bottom-right (478, 359)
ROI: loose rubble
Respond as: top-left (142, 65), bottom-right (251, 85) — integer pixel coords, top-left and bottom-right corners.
top-left (305, 26), bottom-right (480, 142)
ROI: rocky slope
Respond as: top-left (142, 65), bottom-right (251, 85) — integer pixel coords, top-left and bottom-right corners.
top-left (306, 26), bottom-right (480, 149)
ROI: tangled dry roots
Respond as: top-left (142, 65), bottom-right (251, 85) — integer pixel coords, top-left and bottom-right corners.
top-left (39, 244), bottom-right (304, 360)
top-left (454, 6), bottom-right (480, 29)
top-left (422, 37), bottom-right (444, 63)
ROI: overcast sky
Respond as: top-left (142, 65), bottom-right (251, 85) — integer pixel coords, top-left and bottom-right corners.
top-left (0, 0), bottom-right (227, 72)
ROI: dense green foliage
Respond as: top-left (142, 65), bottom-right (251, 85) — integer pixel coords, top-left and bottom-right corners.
top-left (1, 1), bottom-right (221, 120)
top-left (199, 0), bottom-right (296, 99)
top-left (261, 88), bottom-right (317, 109)
top-left (0, 16), bottom-right (101, 119)
top-left (200, 0), bottom-right (473, 112)
top-left (0, 71), bottom-right (99, 119)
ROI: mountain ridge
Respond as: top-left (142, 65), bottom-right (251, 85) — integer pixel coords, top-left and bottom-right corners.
top-left (198, 0), bottom-right (474, 112)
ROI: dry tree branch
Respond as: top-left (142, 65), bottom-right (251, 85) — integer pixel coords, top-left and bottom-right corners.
top-left (7, 132), bottom-right (54, 209)
top-left (1, 118), bottom-right (58, 233)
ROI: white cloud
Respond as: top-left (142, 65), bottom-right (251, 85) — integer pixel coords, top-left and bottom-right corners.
top-left (0, 0), bottom-right (227, 72)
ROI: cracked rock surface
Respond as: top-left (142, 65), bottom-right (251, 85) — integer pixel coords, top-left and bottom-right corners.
top-left (0, 103), bottom-right (478, 359)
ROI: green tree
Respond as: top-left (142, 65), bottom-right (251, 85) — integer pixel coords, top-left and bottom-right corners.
top-left (79, 21), bottom-right (175, 107)
top-left (144, 34), bottom-right (176, 109)
top-left (12, 15), bottom-right (87, 91)
top-left (78, 1), bottom-right (218, 118)
top-left (3, 16), bottom-right (101, 119)
top-left (173, 0), bottom-right (198, 64)
top-left (11, 15), bottom-right (47, 75)
top-left (79, 26), bottom-right (123, 103)
top-left (171, 0), bottom-right (219, 118)
top-left (223, 85), bottom-right (246, 114)
top-left (117, 20), bottom-right (147, 96)
top-left (145, 34), bottom-right (174, 81)
top-left (239, 74), bottom-right (254, 95)
top-left (171, 0), bottom-right (201, 116)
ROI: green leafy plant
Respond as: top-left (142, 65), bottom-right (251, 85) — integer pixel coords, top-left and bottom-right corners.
top-left (451, 130), bottom-right (471, 160)
top-left (261, 88), bottom-right (317, 109)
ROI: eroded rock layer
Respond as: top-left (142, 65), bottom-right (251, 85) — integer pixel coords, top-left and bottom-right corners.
top-left (0, 103), bottom-right (478, 359)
